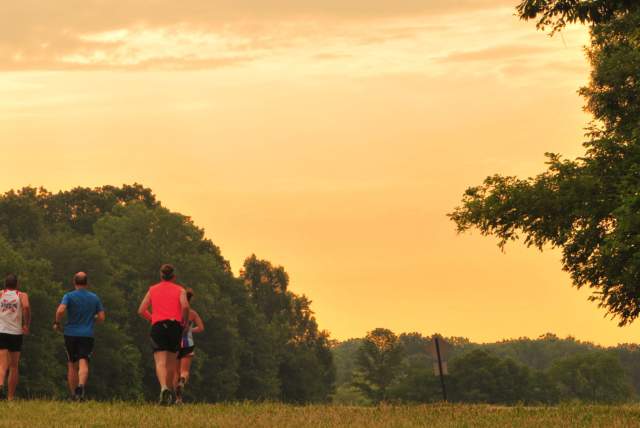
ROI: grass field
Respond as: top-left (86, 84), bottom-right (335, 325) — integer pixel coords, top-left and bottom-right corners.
top-left (2, 401), bottom-right (640, 427)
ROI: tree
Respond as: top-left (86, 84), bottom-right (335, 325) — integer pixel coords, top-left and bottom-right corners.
top-left (549, 351), bottom-right (632, 403)
top-left (450, 7), bottom-right (640, 325)
top-left (241, 255), bottom-right (335, 403)
top-left (611, 344), bottom-right (640, 398)
top-left (449, 350), bottom-right (532, 404)
top-left (484, 334), bottom-right (597, 371)
top-left (389, 366), bottom-right (443, 404)
top-left (353, 328), bottom-right (405, 403)
top-left (332, 338), bottom-right (363, 387)
top-left (516, 0), bottom-right (639, 33)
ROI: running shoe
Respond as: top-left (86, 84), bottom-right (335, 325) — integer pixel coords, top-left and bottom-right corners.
top-left (160, 388), bottom-right (173, 406)
top-left (0, 387), bottom-right (5, 401)
top-left (175, 377), bottom-right (185, 404)
top-left (74, 386), bottom-right (84, 402)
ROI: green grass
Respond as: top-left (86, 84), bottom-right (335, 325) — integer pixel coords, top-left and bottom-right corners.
top-left (2, 401), bottom-right (640, 427)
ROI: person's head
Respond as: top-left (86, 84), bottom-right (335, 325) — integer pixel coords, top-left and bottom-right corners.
top-left (73, 272), bottom-right (88, 288)
top-left (4, 274), bottom-right (18, 290)
top-left (185, 288), bottom-right (194, 303)
top-left (160, 264), bottom-right (175, 281)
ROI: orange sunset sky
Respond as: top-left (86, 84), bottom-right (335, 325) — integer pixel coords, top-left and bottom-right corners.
top-left (2, 1), bottom-right (636, 346)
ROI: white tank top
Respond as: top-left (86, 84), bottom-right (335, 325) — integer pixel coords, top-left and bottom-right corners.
top-left (181, 320), bottom-right (195, 348)
top-left (0, 290), bottom-right (22, 335)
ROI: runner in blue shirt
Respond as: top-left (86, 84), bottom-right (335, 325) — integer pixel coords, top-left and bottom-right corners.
top-left (53, 272), bottom-right (105, 401)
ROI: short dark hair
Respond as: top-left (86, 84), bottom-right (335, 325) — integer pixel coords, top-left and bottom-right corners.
top-left (74, 272), bottom-right (88, 286)
top-left (185, 288), bottom-right (194, 302)
top-left (4, 274), bottom-right (17, 290)
top-left (160, 264), bottom-right (175, 281)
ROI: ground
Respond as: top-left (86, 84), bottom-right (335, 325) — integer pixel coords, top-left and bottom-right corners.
top-left (2, 401), bottom-right (639, 427)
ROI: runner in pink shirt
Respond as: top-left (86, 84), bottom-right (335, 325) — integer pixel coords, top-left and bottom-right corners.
top-left (138, 264), bottom-right (189, 405)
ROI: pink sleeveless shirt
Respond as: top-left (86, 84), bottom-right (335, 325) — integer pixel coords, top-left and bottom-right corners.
top-left (149, 281), bottom-right (184, 325)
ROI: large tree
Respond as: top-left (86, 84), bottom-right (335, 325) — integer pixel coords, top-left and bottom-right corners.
top-left (450, 4), bottom-right (640, 325)
top-left (352, 328), bottom-right (405, 403)
top-left (241, 255), bottom-right (335, 403)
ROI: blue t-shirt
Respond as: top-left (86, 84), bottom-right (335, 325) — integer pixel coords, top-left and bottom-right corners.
top-left (61, 289), bottom-right (104, 337)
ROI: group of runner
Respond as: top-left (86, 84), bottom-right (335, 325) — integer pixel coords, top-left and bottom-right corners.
top-left (0, 263), bottom-right (204, 404)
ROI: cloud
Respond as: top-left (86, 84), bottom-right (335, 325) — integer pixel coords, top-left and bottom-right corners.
top-left (1, 0), bottom-right (515, 71)
top-left (441, 45), bottom-right (550, 63)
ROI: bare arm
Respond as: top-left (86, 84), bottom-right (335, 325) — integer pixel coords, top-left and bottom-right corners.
top-left (20, 293), bottom-right (30, 335)
top-left (191, 310), bottom-right (204, 334)
top-left (137, 290), bottom-right (152, 322)
top-left (180, 289), bottom-right (190, 329)
top-left (54, 304), bottom-right (66, 331)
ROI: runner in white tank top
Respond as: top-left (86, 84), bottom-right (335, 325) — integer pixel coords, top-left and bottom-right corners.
top-left (174, 288), bottom-right (204, 404)
top-left (0, 274), bottom-right (31, 401)
top-left (0, 289), bottom-right (23, 335)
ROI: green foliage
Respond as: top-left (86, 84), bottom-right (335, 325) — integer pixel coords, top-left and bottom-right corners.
top-left (549, 352), bottom-right (632, 403)
top-left (483, 333), bottom-right (597, 370)
top-left (334, 332), bottom-right (636, 405)
top-left (353, 328), bottom-right (405, 403)
top-left (331, 384), bottom-right (371, 405)
top-left (332, 338), bottom-right (362, 386)
top-left (0, 185), bottom-right (334, 402)
top-left (516, 0), bottom-right (638, 34)
top-left (449, 350), bottom-right (533, 405)
top-left (241, 256), bottom-right (336, 403)
top-left (612, 344), bottom-right (640, 400)
top-left (389, 366), bottom-right (443, 404)
top-left (450, 8), bottom-right (640, 325)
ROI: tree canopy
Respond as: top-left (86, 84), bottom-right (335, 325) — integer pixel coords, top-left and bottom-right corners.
top-left (334, 331), bottom-right (638, 405)
top-left (450, 5), bottom-right (640, 325)
top-left (0, 185), bottom-right (334, 402)
top-left (352, 328), bottom-right (405, 403)
top-left (516, 0), bottom-right (639, 33)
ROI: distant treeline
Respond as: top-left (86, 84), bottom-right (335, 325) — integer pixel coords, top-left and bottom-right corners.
top-left (333, 330), bottom-right (639, 405)
top-left (0, 185), bottom-right (334, 402)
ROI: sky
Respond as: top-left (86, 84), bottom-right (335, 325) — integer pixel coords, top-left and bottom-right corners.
top-left (2, 1), bottom-right (636, 346)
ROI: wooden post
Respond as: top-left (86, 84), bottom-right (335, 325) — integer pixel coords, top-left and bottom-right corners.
top-left (435, 336), bottom-right (447, 402)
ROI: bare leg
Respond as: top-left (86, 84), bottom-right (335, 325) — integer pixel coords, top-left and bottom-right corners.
top-left (78, 359), bottom-right (89, 386)
top-left (153, 351), bottom-right (168, 389)
top-left (173, 357), bottom-right (180, 390)
top-left (67, 362), bottom-right (79, 395)
top-left (0, 349), bottom-right (9, 389)
top-left (165, 352), bottom-right (178, 389)
top-left (180, 356), bottom-right (193, 384)
top-left (7, 352), bottom-right (20, 400)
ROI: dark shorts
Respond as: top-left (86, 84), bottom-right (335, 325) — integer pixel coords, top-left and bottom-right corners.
top-left (64, 336), bottom-right (95, 363)
top-left (0, 333), bottom-right (22, 352)
top-left (178, 346), bottom-right (195, 359)
top-left (150, 320), bottom-right (182, 353)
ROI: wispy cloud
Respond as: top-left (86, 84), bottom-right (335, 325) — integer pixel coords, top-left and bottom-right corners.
top-left (1, 0), bottom-right (516, 71)
top-left (441, 44), bottom-right (550, 63)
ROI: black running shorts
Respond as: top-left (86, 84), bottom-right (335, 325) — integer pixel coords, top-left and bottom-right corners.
top-left (177, 346), bottom-right (195, 359)
top-left (150, 320), bottom-right (182, 353)
top-left (0, 333), bottom-right (23, 352)
top-left (64, 336), bottom-right (95, 362)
